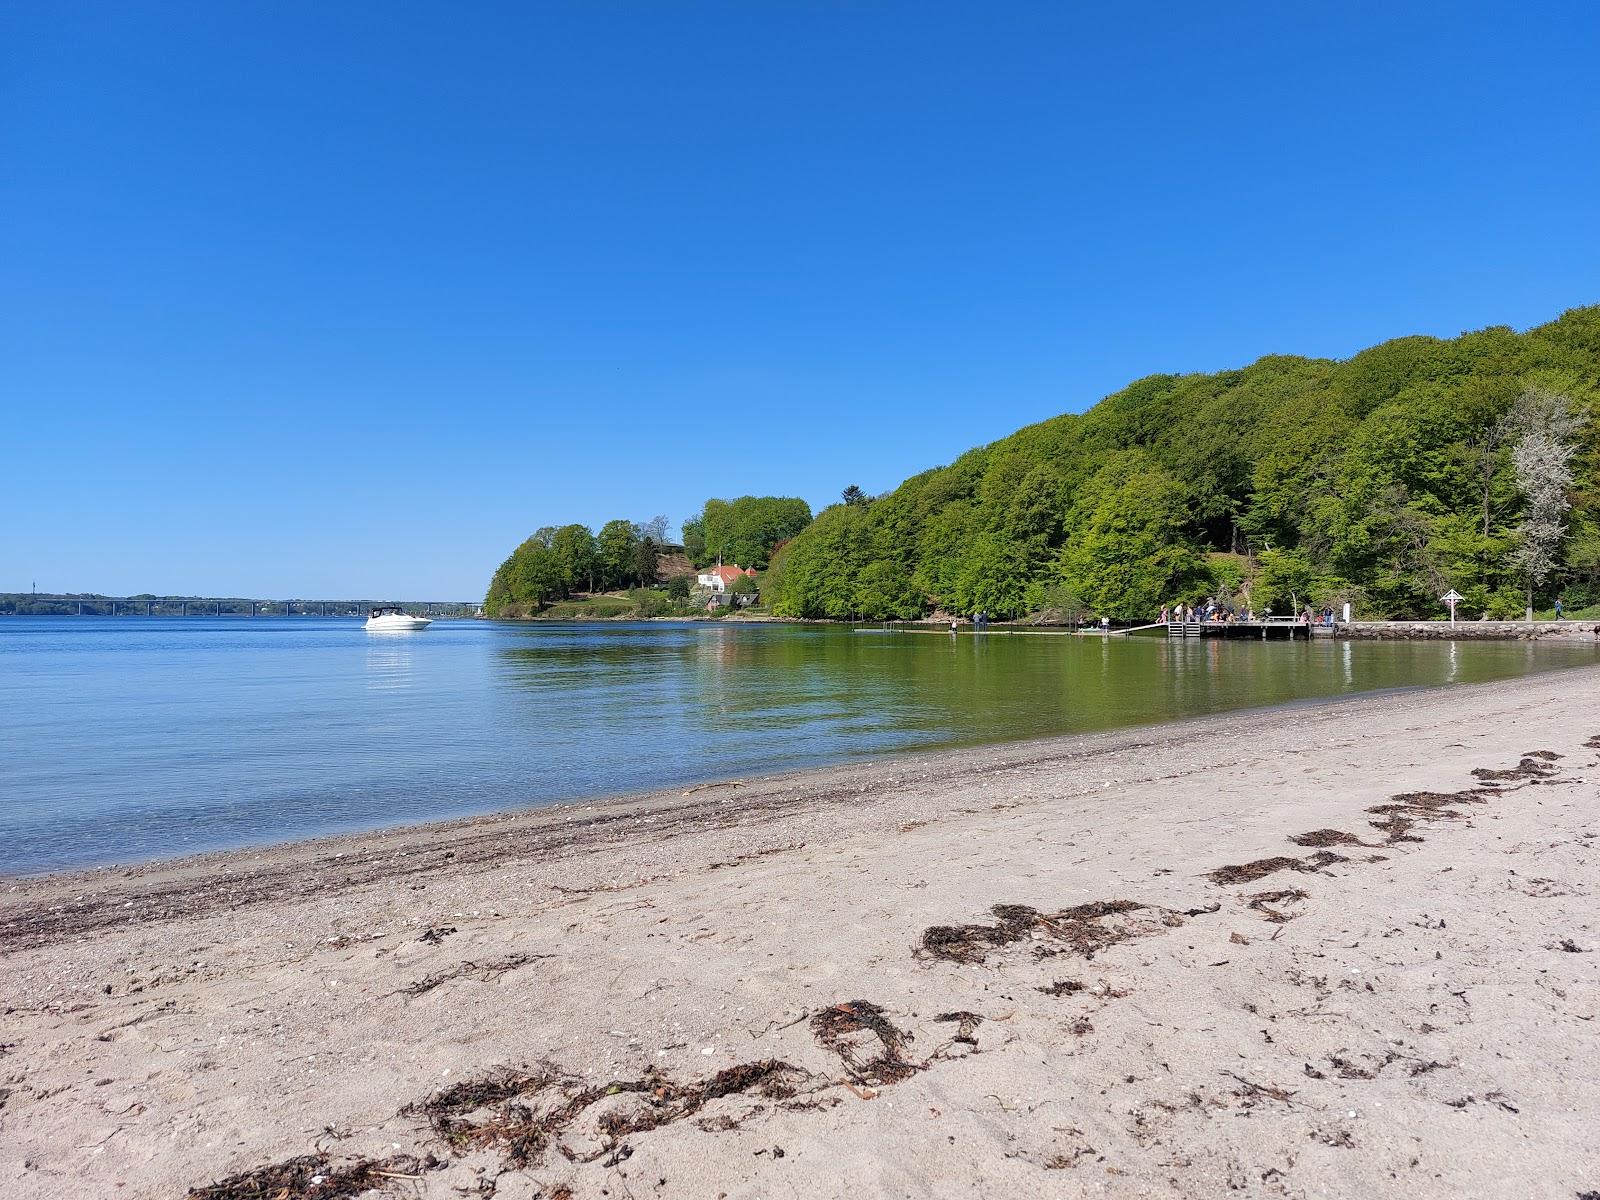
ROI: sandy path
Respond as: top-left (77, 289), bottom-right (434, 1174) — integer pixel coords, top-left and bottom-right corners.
top-left (2, 668), bottom-right (1598, 1199)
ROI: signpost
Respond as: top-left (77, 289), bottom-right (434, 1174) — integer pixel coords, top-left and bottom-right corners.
top-left (1440, 588), bottom-right (1464, 626)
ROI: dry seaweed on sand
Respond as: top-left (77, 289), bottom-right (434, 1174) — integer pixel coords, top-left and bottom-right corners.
top-left (1373, 790), bottom-right (1488, 814)
top-left (1365, 788), bottom-right (1495, 843)
top-left (1207, 852), bottom-right (1347, 885)
top-left (917, 903), bottom-right (1042, 964)
top-left (917, 899), bottom-right (1154, 964)
top-left (1037, 979), bottom-right (1087, 997)
top-left (406, 1059), bottom-right (807, 1168)
top-left (1222, 1070), bottom-right (1299, 1108)
top-left (1301, 850), bottom-right (1349, 870)
top-left (1206, 856), bottom-right (1303, 885)
top-left (187, 1152), bottom-right (437, 1199)
top-left (1367, 812), bottom-right (1423, 843)
top-left (811, 1000), bottom-right (923, 1085)
top-left (932, 1010), bottom-right (984, 1047)
top-left (1471, 757), bottom-right (1559, 782)
top-left (408, 1066), bottom-right (568, 1164)
top-left (706, 842), bottom-right (805, 870)
top-left (1246, 888), bottom-right (1309, 923)
top-left (400, 952), bottom-right (551, 998)
top-left (1289, 829), bottom-right (1379, 849)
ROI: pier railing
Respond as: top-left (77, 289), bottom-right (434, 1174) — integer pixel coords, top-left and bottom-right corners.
top-left (1166, 617), bottom-right (1331, 639)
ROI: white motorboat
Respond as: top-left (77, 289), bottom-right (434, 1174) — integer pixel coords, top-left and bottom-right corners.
top-left (365, 606), bottom-right (432, 631)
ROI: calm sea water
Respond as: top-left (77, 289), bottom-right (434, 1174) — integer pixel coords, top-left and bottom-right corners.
top-left (1, 617), bottom-right (1593, 875)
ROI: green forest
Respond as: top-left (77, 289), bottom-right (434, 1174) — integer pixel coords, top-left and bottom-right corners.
top-left (485, 308), bottom-right (1598, 623)
top-left (766, 306), bottom-right (1599, 621)
top-left (484, 518), bottom-right (667, 617)
top-left (483, 498), bottom-right (813, 617)
top-left (681, 496), bottom-right (813, 569)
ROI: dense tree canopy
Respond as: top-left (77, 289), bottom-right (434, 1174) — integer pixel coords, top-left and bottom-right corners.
top-left (485, 496), bottom-right (809, 616)
top-left (766, 307), bottom-right (1600, 621)
top-left (681, 496), bottom-right (813, 569)
top-left (485, 518), bottom-right (668, 617)
top-left (485, 309), bottom-right (1600, 622)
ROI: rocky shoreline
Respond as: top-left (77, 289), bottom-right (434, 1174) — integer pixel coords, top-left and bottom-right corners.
top-left (1342, 619), bottom-right (1600, 640)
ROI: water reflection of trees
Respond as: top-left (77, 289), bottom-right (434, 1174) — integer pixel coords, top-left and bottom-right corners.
top-left (488, 626), bottom-right (1595, 761)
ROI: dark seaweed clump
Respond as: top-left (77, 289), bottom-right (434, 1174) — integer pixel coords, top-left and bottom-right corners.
top-left (1472, 757), bottom-right (1558, 782)
top-left (919, 900), bottom-right (1152, 964)
top-left (188, 1153), bottom-right (437, 1199)
top-left (1366, 789), bottom-right (1493, 843)
top-left (1207, 851), bottom-right (1347, 885)
top-left (1038, 979), bottom-right (1087, 997)
top-left (1289, 829), bottom-right (1378, 849)
top-left (932, 1010), bottom-right (984, 1047)
top-left (1246, 888), bottom-right (1309, 922)
top-left (810, 1000), bottom-right (923, 1085)
top-left (406, 1058), bottom-right (806, 1167)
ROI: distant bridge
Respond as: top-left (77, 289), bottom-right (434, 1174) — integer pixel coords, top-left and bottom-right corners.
top-left (0, 594), bottom-right (481, 618)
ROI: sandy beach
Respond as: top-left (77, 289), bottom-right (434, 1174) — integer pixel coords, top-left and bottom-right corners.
top-left (3, 667), bottom-right (1598, 1199)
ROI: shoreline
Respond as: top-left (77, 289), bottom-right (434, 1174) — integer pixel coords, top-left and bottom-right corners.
top-left (1, 662), bottom-right (1595, 918)
top-left (4, 667), bottom-right (1598, 1198)
top-left (0, 662), bottom-right (1573, 898)
top-left (493, 612), bottom-right (1600, 639)
top-left (0, 681), bottom-right (1440, 926)
top-left (6, 633), bottom-right (1593, 889)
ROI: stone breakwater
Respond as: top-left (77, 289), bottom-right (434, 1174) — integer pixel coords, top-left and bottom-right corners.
top-left (1342, 620), bottom-right (1600, 640)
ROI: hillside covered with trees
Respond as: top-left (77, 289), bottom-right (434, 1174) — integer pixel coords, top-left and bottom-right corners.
top-left (484, 517), bottom-right (671, 617)
top-left (484, 499), bottom-right (812, 618)
top-left (767, 306), bottom-right (1599, 621)
top-left (681, 496), bottom-right (812, 570)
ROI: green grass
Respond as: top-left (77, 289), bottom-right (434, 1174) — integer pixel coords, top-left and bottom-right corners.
top-left (541, 596), bottom-right (635, 619)
top-left (529, 591), bottom-right (719, 620)
top-left (1532, 602), bottom-right (1600, 620)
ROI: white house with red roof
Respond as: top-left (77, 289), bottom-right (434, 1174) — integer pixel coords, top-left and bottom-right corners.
top-left (696, 562), bottom-right (758, 594)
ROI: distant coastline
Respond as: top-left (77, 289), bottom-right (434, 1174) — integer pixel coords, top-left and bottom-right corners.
top-left (0, 592), bottom-right (477, 618)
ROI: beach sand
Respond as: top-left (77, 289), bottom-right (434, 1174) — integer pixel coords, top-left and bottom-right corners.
top-left (2, 667), bottom-right (1597, 1199)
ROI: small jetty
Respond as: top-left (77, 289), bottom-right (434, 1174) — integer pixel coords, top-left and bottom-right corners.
top-left (1161, 618), bottom-right (1332, 640)
top-left (854, 619), bottom-right (1336, 639)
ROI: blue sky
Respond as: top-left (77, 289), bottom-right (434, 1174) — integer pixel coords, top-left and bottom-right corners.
top-left (4, 2), bottom-right (1597, 599)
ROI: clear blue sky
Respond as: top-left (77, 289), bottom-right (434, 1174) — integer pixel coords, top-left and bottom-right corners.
top-left (4, 3), bottom-right (1597, 599)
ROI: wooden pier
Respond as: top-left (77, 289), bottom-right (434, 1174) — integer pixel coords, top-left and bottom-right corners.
top-left (1164, 619), bottom-right (1332, 640)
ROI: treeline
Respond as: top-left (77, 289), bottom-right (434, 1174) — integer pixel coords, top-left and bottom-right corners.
top-left (484, 498), bottom-right (813, 617)
top-left (681, 496), bottom-right (812, 569)
top-left (767, 306), bottom-right (1600, 621)
top-left (485, 518), bottom-right (671, 617)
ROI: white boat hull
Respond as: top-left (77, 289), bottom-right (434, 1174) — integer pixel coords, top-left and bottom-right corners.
top-left (365, 613), bottom-right (432, 631)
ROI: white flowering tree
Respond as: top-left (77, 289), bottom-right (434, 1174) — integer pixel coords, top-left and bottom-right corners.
top-left (1507, 387), bottom-right (1586, 620)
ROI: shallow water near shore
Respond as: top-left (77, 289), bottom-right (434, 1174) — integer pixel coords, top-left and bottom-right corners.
top-left (2, 616), bottom-right (1594, 875)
